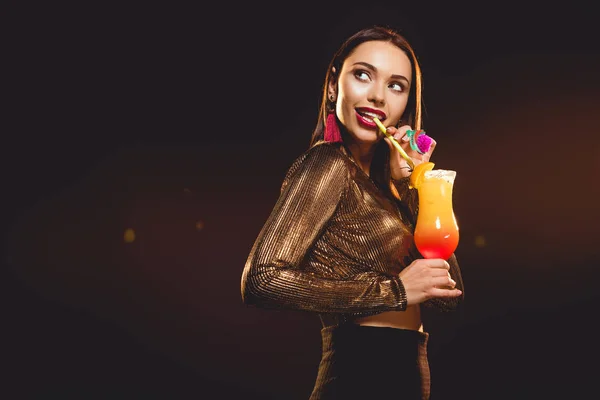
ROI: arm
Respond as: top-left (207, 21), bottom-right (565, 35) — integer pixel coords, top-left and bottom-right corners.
top-left (241, 144), bottom-right (408, 314)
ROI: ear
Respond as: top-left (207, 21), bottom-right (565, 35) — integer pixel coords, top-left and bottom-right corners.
top-left (328, 67), bottom-right (337, 100)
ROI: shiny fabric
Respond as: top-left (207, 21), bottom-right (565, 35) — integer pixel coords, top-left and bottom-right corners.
top-left (241, 141), bottom-right (464, 327)
top-left (310, 323), bottom-right (431, 400)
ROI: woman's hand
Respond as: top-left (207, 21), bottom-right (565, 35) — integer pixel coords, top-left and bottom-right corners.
top-left (383, 125), bottom-right (437, 180)
top-left (398, 258), bottom-right (461, 305)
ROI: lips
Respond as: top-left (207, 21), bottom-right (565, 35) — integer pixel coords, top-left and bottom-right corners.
top-left (355, 107), bottom-right (387, 129)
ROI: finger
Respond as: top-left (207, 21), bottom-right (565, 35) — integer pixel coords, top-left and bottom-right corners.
top-left (433, 276), bottom-right (456, 288)
top-left (395, 125), bottom-right (412, 142)
top-left (385, 126), bottom-right (398, 136)
top-left (381, 126), bottom-right (402, 144)
top-left (428, 260), bottom-right (450, 270)
top-left (386, 127), bottom-right (410, 144)
top-left (431, 268), bottom-right (452, 278)
top-left (430, 287), bottom-right (462, 297)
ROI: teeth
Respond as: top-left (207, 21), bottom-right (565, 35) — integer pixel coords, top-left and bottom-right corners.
top-left (359, 110), bottom-right (383, 120)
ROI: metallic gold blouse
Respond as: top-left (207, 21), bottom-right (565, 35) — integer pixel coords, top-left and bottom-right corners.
top-left (241, 141), bottom-right (464, 327)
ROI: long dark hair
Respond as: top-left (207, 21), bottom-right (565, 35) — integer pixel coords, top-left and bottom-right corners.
top-left (309, 25), bottom-right (424, 200)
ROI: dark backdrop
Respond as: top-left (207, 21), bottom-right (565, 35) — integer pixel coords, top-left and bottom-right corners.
top-left (3, 1), bottom-right (599, 399)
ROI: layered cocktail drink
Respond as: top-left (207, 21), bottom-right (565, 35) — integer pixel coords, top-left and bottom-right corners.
top-left (413, 169), bottom-right (459, 260)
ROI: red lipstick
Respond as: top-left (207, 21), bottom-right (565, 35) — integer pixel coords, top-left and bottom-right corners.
top-left (355, 107), bottom-right (387, 129)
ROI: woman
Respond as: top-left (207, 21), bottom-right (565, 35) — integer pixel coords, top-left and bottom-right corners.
top-left (241, 25), bottom-right (464, 400)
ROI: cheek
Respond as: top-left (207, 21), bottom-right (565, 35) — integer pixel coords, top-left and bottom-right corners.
top-left (340, 79), bottom-right (369, 103)
top-left (391, 97), bottom-right (409, 120)
top-left (336, 99), bottom-right (353, 125)
top-left (338, 84), bottom-right (368, 120)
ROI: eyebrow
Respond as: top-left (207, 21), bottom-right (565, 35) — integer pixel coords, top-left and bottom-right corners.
top-left (352, 61), bottom-right (410, 83)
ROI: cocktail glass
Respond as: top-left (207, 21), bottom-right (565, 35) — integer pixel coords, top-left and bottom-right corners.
top-left (413, 169), bottom-right (459, 260)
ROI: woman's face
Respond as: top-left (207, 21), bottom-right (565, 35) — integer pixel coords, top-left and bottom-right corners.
top-left (332, 40), bottom-right (412, 145)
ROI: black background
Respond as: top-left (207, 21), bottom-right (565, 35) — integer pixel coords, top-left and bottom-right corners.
top-left (3, 1), bottom-right (600, 399)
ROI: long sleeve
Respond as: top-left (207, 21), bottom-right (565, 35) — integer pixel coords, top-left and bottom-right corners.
top-left (241, 144), bottom-right (407, 314)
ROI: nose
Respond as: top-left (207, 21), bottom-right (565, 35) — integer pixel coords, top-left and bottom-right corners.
top-left (367, 83), bottom-right (386, 105)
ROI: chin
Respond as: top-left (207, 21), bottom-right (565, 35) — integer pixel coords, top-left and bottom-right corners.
top-left (357, 131), bottom-right (380, 144)
top-left (345, 127), bottom-right (375, 142)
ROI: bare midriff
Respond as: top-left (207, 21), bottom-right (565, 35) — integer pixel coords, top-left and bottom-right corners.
top-left (353, 305), bottom-right (422, 331)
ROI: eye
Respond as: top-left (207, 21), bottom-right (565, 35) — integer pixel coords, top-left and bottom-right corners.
top-left (389, 82), bottom-right (405, 93)
top-left (354, 69), bottom-right (371, 82)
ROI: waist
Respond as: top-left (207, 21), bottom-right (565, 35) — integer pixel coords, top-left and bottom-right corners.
top-left (353, 306), bottom-right (422, 331)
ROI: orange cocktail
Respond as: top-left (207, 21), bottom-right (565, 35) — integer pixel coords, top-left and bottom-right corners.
top-left (413, 169), bottom-right (459, 260)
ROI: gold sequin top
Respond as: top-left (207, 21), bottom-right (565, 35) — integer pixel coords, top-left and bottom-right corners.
top-left (241, 141), bottom-right (464, 327)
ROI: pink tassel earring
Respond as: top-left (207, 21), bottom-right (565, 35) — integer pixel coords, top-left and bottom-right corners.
top-left (325, 113), bottom-right (342, 143)
top-left (324, 95), bottom-right (342, 143)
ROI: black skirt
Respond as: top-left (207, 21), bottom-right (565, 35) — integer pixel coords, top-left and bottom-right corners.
top-left (309, 323), bottom-right (430, 400)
